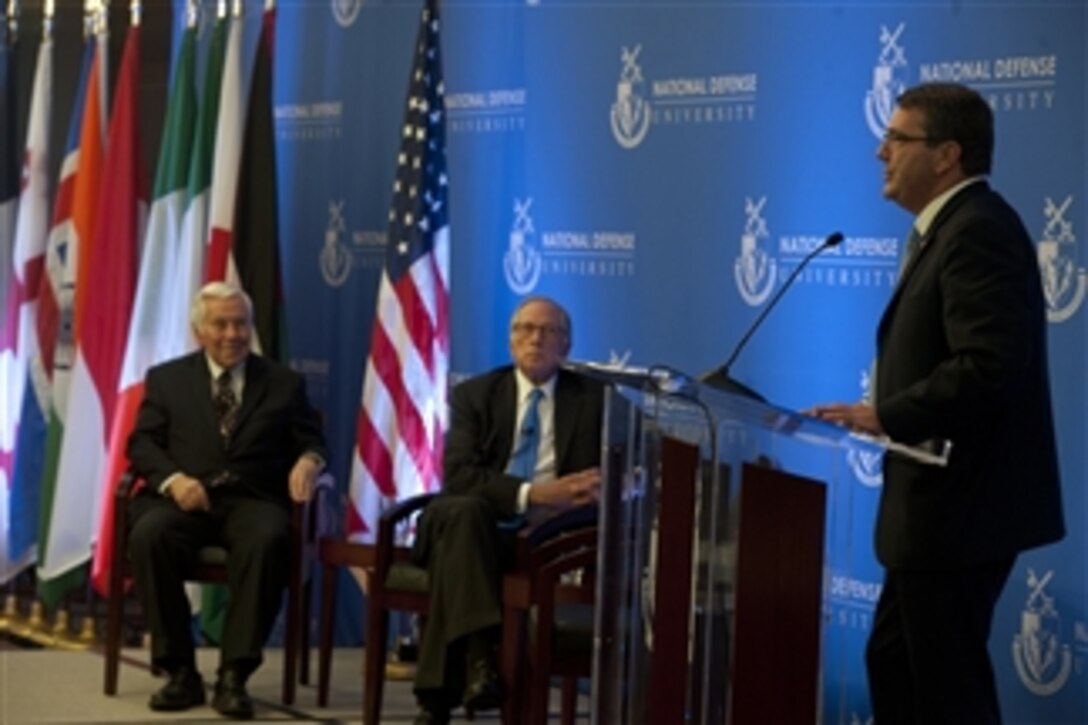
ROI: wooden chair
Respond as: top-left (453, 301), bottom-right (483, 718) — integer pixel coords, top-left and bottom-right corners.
top-left (317, 495), bottom-right (597, 725)
top-left (103, 470), bottom-right (321, 705)
top-left (525, 527), bottom-right (597, 725)
top-left (315, 491), bottom-right (437, 725)
top-left (501, 520), bottom-right (597, 725)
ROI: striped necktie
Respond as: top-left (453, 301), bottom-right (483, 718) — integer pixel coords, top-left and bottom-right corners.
top-left (214, 370), bottom-right (239, 443)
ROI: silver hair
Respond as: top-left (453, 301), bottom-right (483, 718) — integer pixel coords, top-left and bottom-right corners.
top-left (190, 281), bottom-right (254, 329)
top-left (510, 295), bottom-right (573, 346)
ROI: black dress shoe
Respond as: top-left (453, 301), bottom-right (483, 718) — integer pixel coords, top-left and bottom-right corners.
top-left (462, 658), bottom-right (503, 711)
top-left (413, 704), bottom-right (451, 725)
top-left (212, 669), bottom-right (254, 720)
top-left (149, 666), bottom-right (205, 711)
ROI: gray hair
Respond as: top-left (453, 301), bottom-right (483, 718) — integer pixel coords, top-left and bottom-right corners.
top-left (510, 295), bottom-right (573, 346)
top-left (190, 281), bottom-right (254, 328)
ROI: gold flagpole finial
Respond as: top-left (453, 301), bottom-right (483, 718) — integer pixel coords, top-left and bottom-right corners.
top-left (93, 0), bottom-right (109, 37)
top-left (231, 0), bottom-right (242, 19)
top-left (185, 0), bottom-right (198, 28)
top-left (81, 0), bottom-right (94, 38)
top-left (129, 0), bottom-right (140, 27)
top-left (5, 0), bottom-right (18, 41)
top-left (42, 0), bottom-right (54, 40)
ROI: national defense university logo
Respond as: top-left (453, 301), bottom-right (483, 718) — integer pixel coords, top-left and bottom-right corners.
top-left (734, 196), bottom-right (776, 307)
top-left (319, 200), bottom-right (352, 288)
top-left (1037, 196), bottom-right (1085, 323)
top-left (610, 45), bottom-right (652, 149)
top-left (331, 0), bottom-right (362, 27)
top-left (503, 198), bottom-right (542, 295)
top-left (847, 368), bottom-right (884, 487)
top-left (1012, 568), bottom-right (1072, 696)
top-left (864, 23), bottom-right (909, 141)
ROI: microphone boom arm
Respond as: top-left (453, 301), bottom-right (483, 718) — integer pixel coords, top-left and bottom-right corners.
top-left (703, 231), bottom-right (844, 389)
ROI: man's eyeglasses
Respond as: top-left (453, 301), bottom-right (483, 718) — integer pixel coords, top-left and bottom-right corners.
top-left (511, 321), bottom-right (565, 339)
top-left (882, 129), bottom-right (938, 145)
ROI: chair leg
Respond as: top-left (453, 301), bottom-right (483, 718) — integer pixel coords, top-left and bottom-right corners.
top-left (283, 590), bottom-right (299, 705)
top-left (316, 562), bottom-right (338, 707)
top-left (299, 574), bottom-right (312, 685)
top-left (283, 539), bottom-right (305, 706)
top-left (529, 645), bottom-right (553, 725)
top-left (500, 605), bottom-right (525, 724)
top-left (363, 591), bottom-right (390, 725)
top-left (560, 677), bottom-right (578, 725)
top-left (104, 588), bottom-right (123, 695)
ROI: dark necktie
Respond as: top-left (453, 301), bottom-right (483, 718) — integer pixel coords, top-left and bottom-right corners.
top-left (901, 226), bottom-right (923, 274)
top-left (214, 370), bottom-right (238, 443)
top-left (506, 388), bottom-right (543, 480)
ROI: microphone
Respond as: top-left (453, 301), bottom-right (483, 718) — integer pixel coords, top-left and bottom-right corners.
top-left (701, 231), bottom-right (845, 399)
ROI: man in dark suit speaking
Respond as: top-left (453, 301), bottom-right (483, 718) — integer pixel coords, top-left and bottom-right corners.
top-left (411, 296), bottom-right (604, 725)
top-left (813, 83), bottom-right (1065, 723)
top-left (126, 281), bottom-right (326, 719)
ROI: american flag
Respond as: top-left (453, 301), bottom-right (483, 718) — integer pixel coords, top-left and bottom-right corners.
top-left (347, 0), bottom-right (449, 542)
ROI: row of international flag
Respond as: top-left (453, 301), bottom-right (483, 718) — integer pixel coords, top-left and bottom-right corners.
top-left (1, 0), bottom-right (451, 612)
top-left (0, 0), bottom-right (299, 608)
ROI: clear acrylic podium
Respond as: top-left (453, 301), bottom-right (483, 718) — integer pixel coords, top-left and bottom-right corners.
top-left (569, 363), bottom-right (948, 725)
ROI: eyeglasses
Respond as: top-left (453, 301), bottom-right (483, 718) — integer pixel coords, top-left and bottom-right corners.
top-left (511, 321), bottom-right (565, 339)
top-left (881, 129), bottom-right (938, 145)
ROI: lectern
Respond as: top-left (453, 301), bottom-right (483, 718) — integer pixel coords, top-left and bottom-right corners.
top-left (573, 363), bottom-right (947, 725)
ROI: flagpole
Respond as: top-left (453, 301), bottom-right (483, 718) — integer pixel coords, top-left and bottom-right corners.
top-left (231, 0), bottom-right (241, 19)
top-left (82, 0), bottom-right (93, 38)
top-left (186, 0), bottom-right (197, 28)
top-left (129, 0), bottom-right (138, 27)
top-left (0, 0), bottom-right (18, 637)
top-left (94, 0), bottom-right (108, 134)
top-left (41, 0), bottom-right (51, 40)
top-left (5, 0), bottom-right (17, 42)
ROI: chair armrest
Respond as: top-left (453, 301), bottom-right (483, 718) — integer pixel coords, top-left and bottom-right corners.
top-left (109, 468), bottom-right (144, 604)
top-left (514, 504), bottom-right (598, 569)
top-left (529, 526), bottom-right (598, 572)
top-left (116, 468), bottom-right (141, 501)
top-left (375, 492), bottom-right (438, 576)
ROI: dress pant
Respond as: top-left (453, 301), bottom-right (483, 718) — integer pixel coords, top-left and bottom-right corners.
top-left (127, 487), bottom-right (291, 677)
top-left (866, 557), bottom-right (1015, 724)
top-left (411, 494), bottom-right (515, 705)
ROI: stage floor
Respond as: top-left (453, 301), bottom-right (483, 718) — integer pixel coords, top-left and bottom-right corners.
top-left (0, 645), bottom-right (510, 723)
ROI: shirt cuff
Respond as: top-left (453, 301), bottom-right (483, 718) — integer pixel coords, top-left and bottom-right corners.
top-left (159, 472), bottom-right (183, 496)
top-left (516, 482), bottom-right (531, 514)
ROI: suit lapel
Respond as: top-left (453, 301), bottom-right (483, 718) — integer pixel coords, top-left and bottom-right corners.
top-left (187, 353), bottom-right (220, 448)
top-left (878, 182), bottom-right (989, 341)
top-left (492, 371), bottom-right (517, 466)
top-left (232, 355), bottom-right (268, 437)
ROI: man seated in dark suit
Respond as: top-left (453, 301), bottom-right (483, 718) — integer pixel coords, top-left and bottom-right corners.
top-left (411, 296), bottom-right (604, 725)
top-left (126, 281), bottom-right (326, 719)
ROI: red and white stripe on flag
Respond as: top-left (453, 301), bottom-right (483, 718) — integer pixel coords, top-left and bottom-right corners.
top-left (347, 0), bottom-right (449, 544)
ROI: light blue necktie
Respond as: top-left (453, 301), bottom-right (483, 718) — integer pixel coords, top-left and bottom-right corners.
top-left (506, 388), bottom-right (543, 480)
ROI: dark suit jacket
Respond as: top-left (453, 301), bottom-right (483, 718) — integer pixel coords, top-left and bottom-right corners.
top-left (875, 181), bottom-right (1064, 569)
top-left (127, 351), bottom-right (326, 505)
top-left (441, 365), bottom-right (605, 518)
